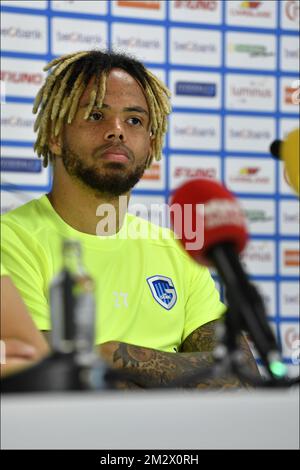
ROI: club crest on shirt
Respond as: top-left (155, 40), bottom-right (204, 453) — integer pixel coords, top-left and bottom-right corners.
top-left (147, 275), bottom-right (177, 310)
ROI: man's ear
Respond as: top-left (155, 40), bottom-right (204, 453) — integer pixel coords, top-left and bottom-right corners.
top-left (49, 135), bottom-right (62, 157)
top-left (146, 132), bottom-right (155, 168)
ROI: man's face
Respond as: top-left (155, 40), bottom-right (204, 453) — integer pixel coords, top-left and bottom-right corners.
top-left (56, 68), bottom-right (153, 196)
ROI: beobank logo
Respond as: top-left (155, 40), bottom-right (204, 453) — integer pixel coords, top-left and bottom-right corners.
top-left (1, 26), bottom-right (42, 40)
top-left (280, 282), bottom-right (299, 317)
top-left (117, 1), bottom-right (160, 9)
top-left (1, 115), bottom-right (34, 128)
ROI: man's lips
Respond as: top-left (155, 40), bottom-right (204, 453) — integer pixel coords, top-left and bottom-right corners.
top-left (100, 147), bottom-right (131, 163)
top-left (101, 152), bottom-right (129, 163)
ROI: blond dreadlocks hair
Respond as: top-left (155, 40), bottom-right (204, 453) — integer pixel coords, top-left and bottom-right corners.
top-left (33, 50), bottom-right (171, 168)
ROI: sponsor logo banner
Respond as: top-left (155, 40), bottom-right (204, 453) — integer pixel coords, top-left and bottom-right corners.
top-left (225, 157), bottom-right (275, 194)
top-left (169, 28), bottom-right (221, 66)
top-left (52, 17), bottom-right (107, 55)
top-left (112, 1), bottom-right (165, 19)
top-left (253, 281), bottom-right (276, 317)
top-left (170, 70), bottom-right (221, 109)
top-left (1, 158), bottom-right (41, 173)
top-left (226, 0), bottom-right (277, 28)
top-left (1, 12), bottom-right (47, 53)
top-left (280, 77), bottom-right (300, 113)
top-left (226, 31), bottom-right (276, 70)
top-left (225, 74), bottom-right (275, 112)
top-left (240, 198), bottom-right (275, 234)
top-left (280, 118), bottom-right (299, 140)
top-left (1, 0), bottom-right (46, 8)
top-left (128, 195), bottom-right (168, 227)
top-left (51, 0), bottom-right (108, 14)
top-left (1, 103), bottom-right (35, 142)
top-left (170, 113), bottom-right (221, 151)
top-left (225, 116), bottom-right (275, 153)
top-left (135, 158), bottom-right (165, 191)
top-left (279, 200), bottom-right (300, 235)
top-left (241, 240), bottom-right (276, 276)
top-left (280, 35), bottom-right (299, 72)
top-left (169, 155), bottom-right (221, 190)
top-left (280, 241), bottom-right (300, 276)
top-left (0, 58), bottom-right (46, 98)
top-left (280, 282), bottom-right (300, 317)
top-left (281, 0), bottom-right (300, 30)
top-left (280, 323), bottom-right (300, 361)
top-left (169, 0), bottom-right (222, 24)
top-left (0, 190), bottom-right (45, 215)
top-left (112, 23), bottom-right (165, 63)
top-left (1, 146), bottom-right (49, 187)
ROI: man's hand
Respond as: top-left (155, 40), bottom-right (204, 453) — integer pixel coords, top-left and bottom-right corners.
top-left (1, 338), bottom-right (38, 376)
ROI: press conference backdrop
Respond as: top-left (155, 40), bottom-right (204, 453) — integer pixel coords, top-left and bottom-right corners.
top-left (0, 1), bottom-right (299, 375)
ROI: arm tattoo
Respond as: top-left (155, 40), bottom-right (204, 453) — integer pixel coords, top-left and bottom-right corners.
top-left (109, 320), bottom-right (260, 390)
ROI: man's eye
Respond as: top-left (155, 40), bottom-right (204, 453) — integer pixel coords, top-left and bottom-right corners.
top-left (128, 117), bottom-right (142, 126)
top-left (89, 111), bottom-right (103, 121)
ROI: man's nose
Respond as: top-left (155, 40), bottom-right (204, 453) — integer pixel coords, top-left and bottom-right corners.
top-left (103, 120), bottom-right (126, 142)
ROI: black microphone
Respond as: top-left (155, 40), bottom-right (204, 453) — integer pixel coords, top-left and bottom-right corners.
top-left (170, 178), bottom-right (286, 379)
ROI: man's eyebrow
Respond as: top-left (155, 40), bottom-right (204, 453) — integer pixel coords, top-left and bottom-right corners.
top-left (80, 103), bottom-right (149, 115)
top-left (123, 106), bottom-right (149, 115)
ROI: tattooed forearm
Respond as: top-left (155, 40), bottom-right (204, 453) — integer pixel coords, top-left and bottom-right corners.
top-left (111, 342), bottom-right (244, 389)
top-left (101, 319), bottom-right (260, 390)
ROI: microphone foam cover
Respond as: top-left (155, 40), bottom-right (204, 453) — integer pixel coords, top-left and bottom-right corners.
top-left (170, 178), bottom-right (248, 266)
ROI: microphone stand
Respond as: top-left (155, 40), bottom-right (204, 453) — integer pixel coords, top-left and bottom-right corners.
top-left (208, 243), bottom-right (299, 388)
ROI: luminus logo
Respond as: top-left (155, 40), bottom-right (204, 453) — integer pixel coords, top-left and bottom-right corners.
top-left (240, 167), bottom-right (260, 175)
top-left (240, 1), bottom-right (261, 8)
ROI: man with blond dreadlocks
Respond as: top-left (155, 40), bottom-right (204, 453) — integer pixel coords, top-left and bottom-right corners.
top-left (1, 50), bottom-right (259, 389)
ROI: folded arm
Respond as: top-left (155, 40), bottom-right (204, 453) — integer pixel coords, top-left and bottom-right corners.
top-left (99, 319), bottom-right (260, 390)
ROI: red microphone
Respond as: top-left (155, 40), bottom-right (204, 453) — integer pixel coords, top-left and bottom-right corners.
top-left (170, 178), bottom-right (280, 372)
top-left (170, 178), bottom-right (248, 266)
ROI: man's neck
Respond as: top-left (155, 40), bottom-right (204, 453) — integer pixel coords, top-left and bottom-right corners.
top-left (48, 174), bottom-right (129, 236)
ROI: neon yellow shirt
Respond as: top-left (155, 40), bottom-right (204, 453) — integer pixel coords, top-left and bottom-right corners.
top-left (0, 262), bottom-right (9, 277)
top-left (1, 196), bottom-right (225, 352)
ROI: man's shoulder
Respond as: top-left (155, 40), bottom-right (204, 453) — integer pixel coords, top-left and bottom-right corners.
top-left (1, 195), bottom-right (46, 232)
